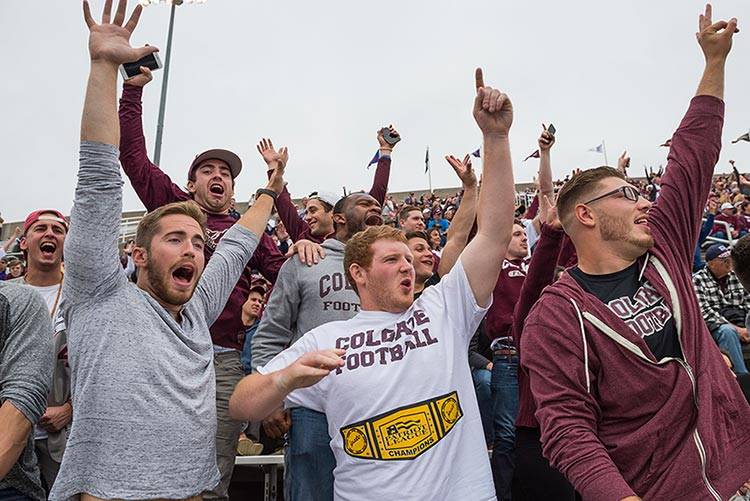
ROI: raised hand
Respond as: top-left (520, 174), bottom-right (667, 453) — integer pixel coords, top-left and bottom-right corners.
top-left (276, 349), bottom-right (346, 391)
top-left (540, 194), bottom-right (562, 230)
top-left (445, 154), bottom-right (477, 188)
top-left (266, 146), bottom-right (289, 194)
top-left (697, 4), bottom-right (738, 62)
top-left (617, 150), bottom-right (631, 174)
top-left (83, 0), bottom-right (158, 65)
top-left (377, 125), bottom-right (401, 151)
top-left (257, 138), bottom-right (288, 169)
top-left (124, 65), bottom-right (153, 87)
top-left (538, 124), bottom-right (555, 151)
top-left (473, 68), bottom-right (513, 137)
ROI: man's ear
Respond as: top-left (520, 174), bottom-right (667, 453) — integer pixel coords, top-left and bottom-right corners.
top-left (132, 246), bottom-right (148, 269)
top-left (349, 263), bottom-right (366, 290)
top-left (19, 237), bottom-right (27, 251)
top-left (574, 203), bottom-right (596, 229)
top-left (186, 179), bottom-right (197, 195)
top-left (333, 213), bottom-right (346, 227)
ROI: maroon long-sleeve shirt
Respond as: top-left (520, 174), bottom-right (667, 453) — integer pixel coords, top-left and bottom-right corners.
top-left (522, 96), bottom-right (750, 500)
top-left (118, 84), bottom-right (286, 350)
top-left (483, 256), bottom-right (529, 341)
top-left (512, 223), bottom-right (564, 429)
top-left (273, 155), bottom-right (391, 244)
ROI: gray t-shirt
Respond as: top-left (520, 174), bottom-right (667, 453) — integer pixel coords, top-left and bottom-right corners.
top-left (50, 142), bottom-right (260, 501)
top-left (0, 281), bottom-right (54, 501)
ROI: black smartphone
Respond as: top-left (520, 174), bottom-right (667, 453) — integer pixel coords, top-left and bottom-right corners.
top-left (120, 52), bottom-right (163, 80)
top-left (380, 127), bottom-right (401, 146)
top-left (547, 124), bottom-right (556, 136)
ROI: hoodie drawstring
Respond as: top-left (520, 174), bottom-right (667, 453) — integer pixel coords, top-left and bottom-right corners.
top-left (569, 298), bottom-right (591, 394)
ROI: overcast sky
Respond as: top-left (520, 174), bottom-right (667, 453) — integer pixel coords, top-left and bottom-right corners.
top-left (2, 0), bottom-right (749, 222)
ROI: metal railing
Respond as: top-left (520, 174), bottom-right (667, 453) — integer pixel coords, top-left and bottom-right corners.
top-left (702, 218), bottom-right (736, 247)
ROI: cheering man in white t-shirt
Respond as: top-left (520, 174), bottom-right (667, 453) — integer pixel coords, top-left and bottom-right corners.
top-left (229, 69), bottom-right (515, 500)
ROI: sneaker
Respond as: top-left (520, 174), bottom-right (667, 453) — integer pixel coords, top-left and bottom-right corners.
top-left (237, 437), bottom-right (263, 456)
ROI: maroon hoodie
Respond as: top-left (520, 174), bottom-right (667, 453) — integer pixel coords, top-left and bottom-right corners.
top-left (119, 85), bottom-right (286, 350)
top-left (521, 96), bottom-right (750, 500)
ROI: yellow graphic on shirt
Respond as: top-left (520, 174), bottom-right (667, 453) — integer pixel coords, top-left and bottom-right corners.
top-left (340, 391), bottom-right (463, 461)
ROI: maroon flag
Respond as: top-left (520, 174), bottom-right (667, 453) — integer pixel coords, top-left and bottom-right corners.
top-left (523, 149), bottom-right (540, 162)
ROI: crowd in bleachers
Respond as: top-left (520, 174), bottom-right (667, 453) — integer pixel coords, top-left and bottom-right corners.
top-left (3, 2), bottom-right (750, 501)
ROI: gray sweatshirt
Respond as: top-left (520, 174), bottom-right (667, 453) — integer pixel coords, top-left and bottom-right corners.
top-left (252, 238), bottom-right (360, 370)
top-left (51, 142), bottom-right (260, 501)
top-left (0, 281), bottom-right (53, 501)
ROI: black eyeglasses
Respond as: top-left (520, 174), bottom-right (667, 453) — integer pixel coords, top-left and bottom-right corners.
top-left (583, 185), bottom-right (641, 205)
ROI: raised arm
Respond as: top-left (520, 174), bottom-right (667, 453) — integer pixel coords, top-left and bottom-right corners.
top-left (66, 0), bottom-right (158, 303)
top-left (649, 5), bottom-right (737, 263)
top-left (368, 126), bottom-right (399, 204)
top-left (459, 69), bottom-right (516, 307)
top-left (118, 68), bottom-right (187, 211)
top-left (257, 138), bottom-right (309, 242)
top-left (531, 125), bottom-right (556, 233)
top-left (438, 154), bottom-right (478, 277)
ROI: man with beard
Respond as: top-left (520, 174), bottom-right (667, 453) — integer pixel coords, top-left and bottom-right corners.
top-left (230, 67), bottom-right (515, 500)
top-left (9, 210), bottom-right (71, 493)
top-left (250, 192), bottom-right (383, 501)
top-left (118, 30), bottom-right (287, 501)
top-left (521, 6), bottom-right (750, 499)
top-left (256, 132), bottom-right (396, 244)
top-left (51, 2), bottom-right (278, 499)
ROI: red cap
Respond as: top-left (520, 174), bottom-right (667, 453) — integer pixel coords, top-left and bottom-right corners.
top-left (23, 209), bottom-right (68, 235)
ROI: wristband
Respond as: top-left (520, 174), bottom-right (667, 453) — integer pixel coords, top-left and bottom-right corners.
top-left (255, 188), bottom-right (278, 202)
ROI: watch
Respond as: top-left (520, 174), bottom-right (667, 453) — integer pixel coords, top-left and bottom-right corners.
top-left (255, 188), bottom-right (278, 202)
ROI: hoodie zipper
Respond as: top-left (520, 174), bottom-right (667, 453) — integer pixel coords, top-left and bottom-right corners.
top-left (578, 255), bottom-right (723, 500)
top-left (650, 257), bottom-right (722, 501)
top-left (675, 360), bottom-right (722, 501)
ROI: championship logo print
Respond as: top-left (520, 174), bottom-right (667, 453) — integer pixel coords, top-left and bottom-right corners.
top-left (340, 391), bottom-right (463, 461)
top-left (344, 428), bottom-right (369, 456)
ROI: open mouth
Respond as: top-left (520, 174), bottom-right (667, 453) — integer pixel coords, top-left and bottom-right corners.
top-left (172, 264), bottom-right (195, 288)
top-left (421, 258), bottom-right (434, 268)
top-left (209, 183), bottom-right (225, 195)
top-left (39, 241), bottom-right (57, 258)
top-left (365, 212), bottom-right (383, 226)
top-left (634, 216), bottom-right (648, 226)
top-left (400, 278), bottom-right (412, 289)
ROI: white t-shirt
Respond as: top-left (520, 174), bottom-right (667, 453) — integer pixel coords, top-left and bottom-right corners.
top-left (260, 261), bottom-right (496, 501)
top-left (25, 282), bottom-right (66, 441)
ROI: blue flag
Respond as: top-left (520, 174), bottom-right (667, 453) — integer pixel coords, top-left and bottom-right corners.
top-left (471, 148), bottom-right (481, 158)
top-left (367, 151), bottom-right (380, 169)
top-left (588, 143), bottom-right (604, 154)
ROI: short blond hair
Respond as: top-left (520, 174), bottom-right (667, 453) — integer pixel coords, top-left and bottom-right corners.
top-left (344, 225), bottom-right (407, 294)
top-left (135, 201), bottom-right (207, 250)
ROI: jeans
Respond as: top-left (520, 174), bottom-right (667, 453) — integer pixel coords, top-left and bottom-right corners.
top-left (0, 489), bottom-right (32, 501)
top-left (286, 407), bottom-right (335, 501)
top-left (712, 324), bottom-right (749, 375)
top-left (491, 355), bottom-right (519, 500)
top-left (472, 368), bottom-right (494, 445)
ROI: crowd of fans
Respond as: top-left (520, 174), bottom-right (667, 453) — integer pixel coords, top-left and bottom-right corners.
top-left (2, 2), bottom-right (750, 501)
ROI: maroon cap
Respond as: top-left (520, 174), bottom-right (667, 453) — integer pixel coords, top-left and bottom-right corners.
top-left (188, 149), bottom-right (242, 180)
top-left (23, 209), bottom-right (68, 235)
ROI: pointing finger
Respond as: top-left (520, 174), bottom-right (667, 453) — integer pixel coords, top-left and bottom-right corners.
top-left (475, 67), bottom-right (484, 90)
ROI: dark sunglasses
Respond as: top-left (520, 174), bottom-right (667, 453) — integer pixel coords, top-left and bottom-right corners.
top-left (583, 185), bottom-right (641, 205)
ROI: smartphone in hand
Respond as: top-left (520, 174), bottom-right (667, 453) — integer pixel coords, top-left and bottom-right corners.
top-left (547, 123), bottom-right (556, 136)
top-left (120, 52), bottom-right (163, 80)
